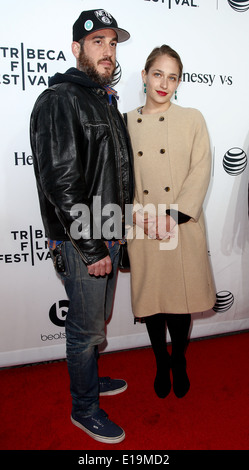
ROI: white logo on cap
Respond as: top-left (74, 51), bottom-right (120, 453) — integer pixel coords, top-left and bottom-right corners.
top-left (94, 9), bottom-right (113, 25)
top-left (84, 20), bottom-right (93, 31)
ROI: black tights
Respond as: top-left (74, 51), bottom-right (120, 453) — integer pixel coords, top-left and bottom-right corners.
top-left (145, 313), bottom-right (191, 398)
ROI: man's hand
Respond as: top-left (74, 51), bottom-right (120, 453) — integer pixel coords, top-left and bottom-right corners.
top-left (87, 255), bottom-right (112, 277)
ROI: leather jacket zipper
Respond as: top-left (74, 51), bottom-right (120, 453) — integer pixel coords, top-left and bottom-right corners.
top-left (67, 230), bottom-right (89, 264)
top-left (106, 103), bottom-right (124, 215)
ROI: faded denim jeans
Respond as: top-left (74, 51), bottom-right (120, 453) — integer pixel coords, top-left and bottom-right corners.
top-left (51, 241), bottom-right (120, 418)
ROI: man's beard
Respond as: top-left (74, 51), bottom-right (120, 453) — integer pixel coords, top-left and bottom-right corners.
top-left (78, 50), bottom-right (116, 87)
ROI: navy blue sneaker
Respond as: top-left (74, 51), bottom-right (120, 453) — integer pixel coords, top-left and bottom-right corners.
top-left (71, 409), bottom-right (125, 444)
top-left (99, 376), bottom-right (128, 396)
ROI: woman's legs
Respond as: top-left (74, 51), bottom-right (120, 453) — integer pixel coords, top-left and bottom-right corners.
top-left (145, 313), bottom-right (191, 398)
top-left (145, 314), bottom-right (171, 398)
top-left (166, 313), bottom-right (191, 398)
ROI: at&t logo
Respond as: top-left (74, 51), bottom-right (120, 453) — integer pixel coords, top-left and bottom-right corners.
top-left (227, 0), bottom-right (249, 11)
top-left (223, 148), bottom-right (247, 176)
top-left (213, 291), bottom-right (234, 313)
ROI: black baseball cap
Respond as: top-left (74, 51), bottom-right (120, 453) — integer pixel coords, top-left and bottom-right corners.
top-left (73, 9), bottom-right (130, 43)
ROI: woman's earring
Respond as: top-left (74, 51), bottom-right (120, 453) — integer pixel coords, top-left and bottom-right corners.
top-left (174, 90), bottom-right (177, 100)
top-left (144, 83), bottom-right (147, 94)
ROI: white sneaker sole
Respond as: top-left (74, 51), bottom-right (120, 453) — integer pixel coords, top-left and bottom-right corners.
top-left (99, 382), bottom-right (128, 396)
top-left (71, 416), bottom-right (125, 444)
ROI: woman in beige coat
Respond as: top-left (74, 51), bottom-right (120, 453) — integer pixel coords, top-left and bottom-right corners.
top-left (126, 45), bottom-right (216, 399)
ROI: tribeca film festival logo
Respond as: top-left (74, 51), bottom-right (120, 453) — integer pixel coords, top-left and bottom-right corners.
top-left (145, 0), bottom-right (249, 10)
top-left (144, 0), bottom-right (199, 7)
top-left (0, 45), bottom-right (66, 90)
top-left (0, 227), bottom-right (50, 265)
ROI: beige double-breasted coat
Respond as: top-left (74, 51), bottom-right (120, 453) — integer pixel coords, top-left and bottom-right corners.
top-left (126, 104), bottom-right (216, 317)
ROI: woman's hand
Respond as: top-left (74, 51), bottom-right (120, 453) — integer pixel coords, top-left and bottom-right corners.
top-left (133, 212), bottom-right (176, 239)
top-left (154, 214), bottom-right (176, 240)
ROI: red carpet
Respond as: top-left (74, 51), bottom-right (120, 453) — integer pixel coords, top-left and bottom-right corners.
top-left (0, 332), bottom-right (249, 455)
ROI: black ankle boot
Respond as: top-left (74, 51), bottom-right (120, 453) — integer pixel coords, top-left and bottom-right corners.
top-left (171, 356), bottom-right (190, 398)
top-left (154, 353), bottom-right (171, 399)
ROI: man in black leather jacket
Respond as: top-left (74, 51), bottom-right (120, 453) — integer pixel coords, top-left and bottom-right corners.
top-left (30, 9), bottom-right (133, 444)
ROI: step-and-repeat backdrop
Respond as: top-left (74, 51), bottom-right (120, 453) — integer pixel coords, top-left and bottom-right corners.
top-left (1, 0), bottom-right (249, 367)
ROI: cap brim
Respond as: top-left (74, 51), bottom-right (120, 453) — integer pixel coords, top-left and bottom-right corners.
top-left (114, 28), bottom-right (130, 43)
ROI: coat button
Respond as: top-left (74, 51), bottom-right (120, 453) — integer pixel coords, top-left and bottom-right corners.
top-left (164, 186), bottom-right (170, 192)
top-left (137, 118), bottom-right (142, 123)
top-left (138, 151), bottom-right (143, 157)
top-left (143, 189), bottom-right (149, 194)
top-left (159, 116), bottom-right (164, 121)
top-left (160, 149), bottom-right (166, 154)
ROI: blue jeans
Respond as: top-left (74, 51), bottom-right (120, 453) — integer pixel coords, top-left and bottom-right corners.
top-left (52, 241), bottom-right (120, 418)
